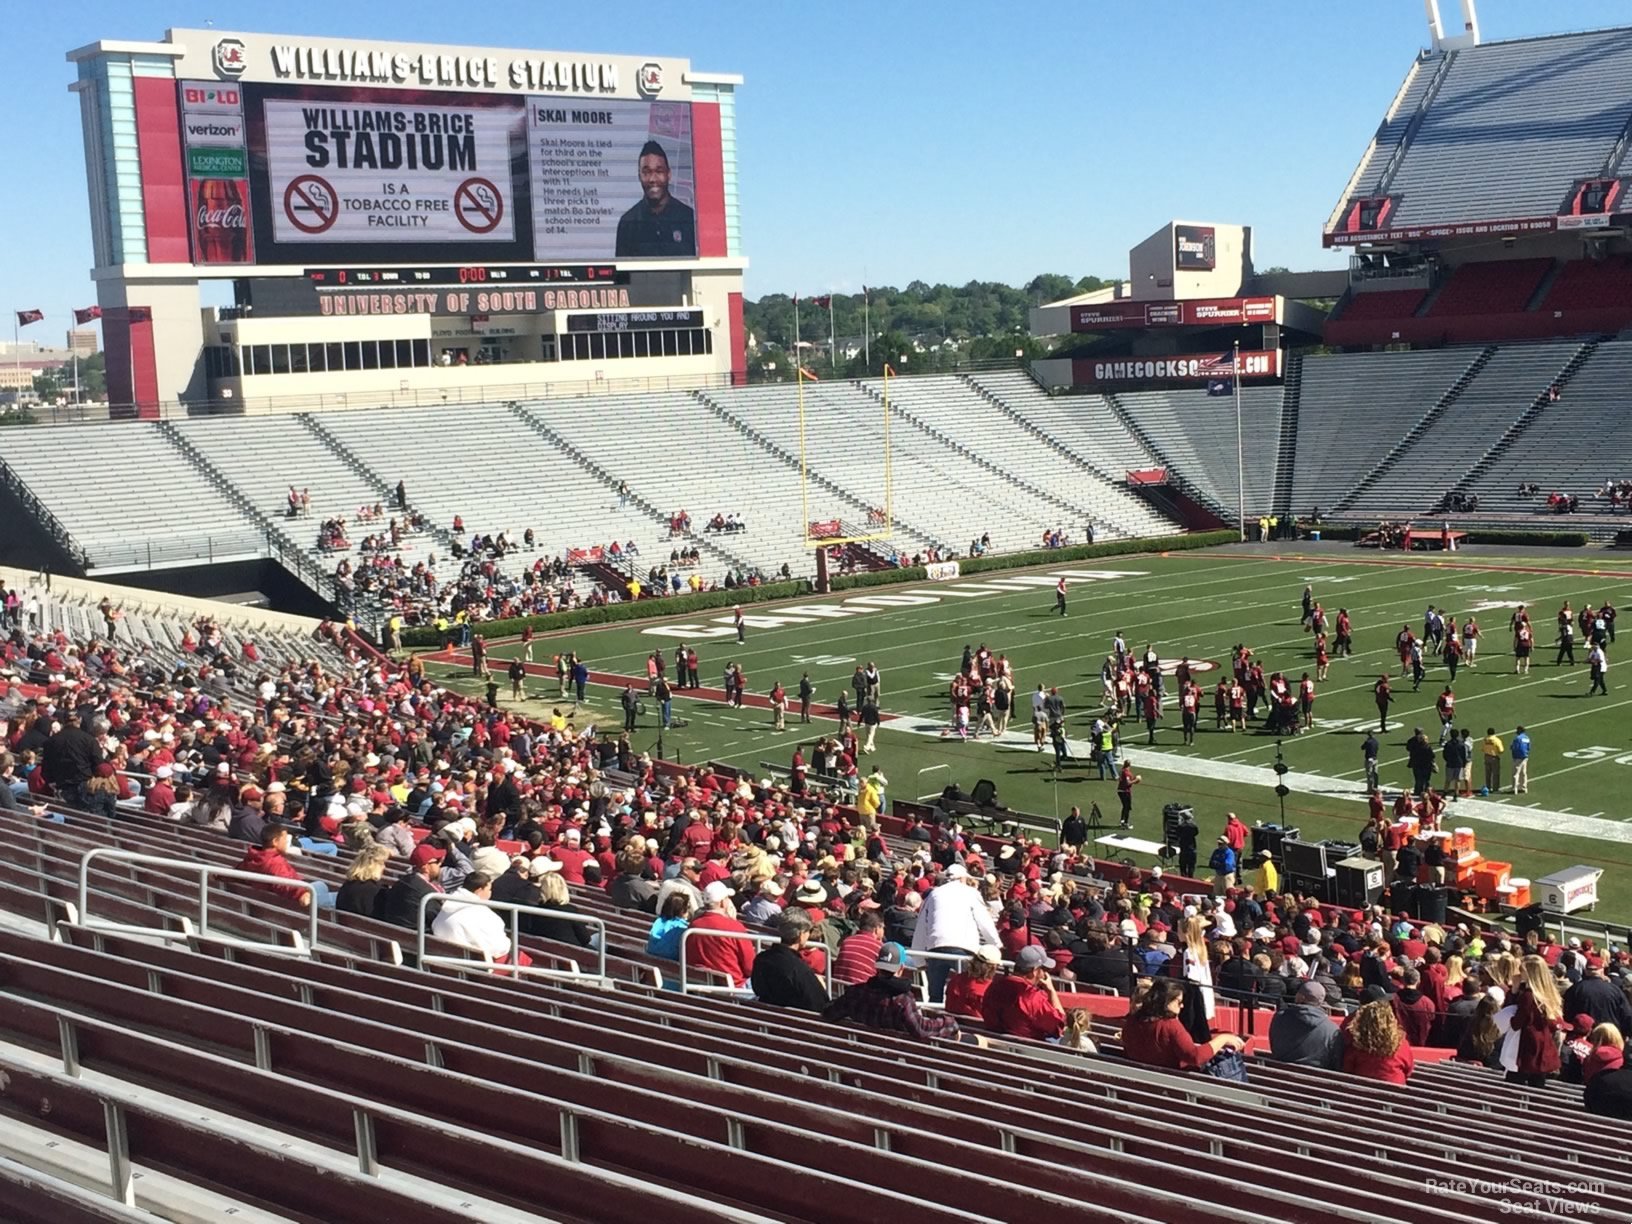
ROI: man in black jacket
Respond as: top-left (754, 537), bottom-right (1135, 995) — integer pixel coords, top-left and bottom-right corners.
top-left (375, 843), bottom-right (446, 929)
top-left (751, 911), bottom-right (830, 1012)
top-left (1586, 1065), bottom-right (1632, 1120)
top-left (1563, 960), bottom-right (1632, 1032)
top-left (42, 714), bottom-right (102, 807)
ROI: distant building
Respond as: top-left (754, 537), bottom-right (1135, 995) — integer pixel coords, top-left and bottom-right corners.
top-left (66, 329), bottom-right (99, 358)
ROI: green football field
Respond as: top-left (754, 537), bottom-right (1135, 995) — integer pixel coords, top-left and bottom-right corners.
top-left (423, 547), bottom-right (1632, 929)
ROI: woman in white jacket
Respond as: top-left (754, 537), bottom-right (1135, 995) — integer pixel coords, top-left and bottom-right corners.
top-left (1179, 915), bottom-right (1216, 1021)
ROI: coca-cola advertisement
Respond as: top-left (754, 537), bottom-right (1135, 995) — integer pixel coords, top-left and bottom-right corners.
top-left (191, 177), bottom-right (253, 265)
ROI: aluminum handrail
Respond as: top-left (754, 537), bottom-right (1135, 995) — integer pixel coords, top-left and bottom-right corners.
top-left (76, 847), bottom-right (319, 950)
top-left (677, 926), bottom-right (833, 997)
top-left (416, 889), bottom-right (607, 981)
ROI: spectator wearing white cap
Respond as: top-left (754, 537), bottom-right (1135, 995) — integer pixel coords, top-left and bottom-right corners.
top-left (739, 879), bottom-right (785, 926)
top-left (143, 764), bottom-right (177, 816)
top-left (686, 879), bottom-right (755, 987)
top-left (911, 863), bottom-right (1002, 1003)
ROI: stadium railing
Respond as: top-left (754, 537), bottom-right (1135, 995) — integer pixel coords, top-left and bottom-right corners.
top-left (414, 890), bottom-right (607, 982)
top-left (76, 848), bottom-right (319, 952)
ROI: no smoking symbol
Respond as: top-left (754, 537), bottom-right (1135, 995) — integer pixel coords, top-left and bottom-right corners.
top-left (283, 175), bottom-right (337, 234)
top-left (454, 178), bottom-right (504, 233)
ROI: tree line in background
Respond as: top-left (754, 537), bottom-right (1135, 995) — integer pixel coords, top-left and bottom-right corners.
top-left (743, 273), bottom-right (1111, 382)
top-left (30, 352), bottom-right (106, 402)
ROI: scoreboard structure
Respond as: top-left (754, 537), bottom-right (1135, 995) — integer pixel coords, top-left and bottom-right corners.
top-left (68, 29), bottom-right (746, 416)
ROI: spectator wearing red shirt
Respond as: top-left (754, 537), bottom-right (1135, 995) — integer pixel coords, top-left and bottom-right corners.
top-left (143, 764), bottom-right (177, 816)
top-left (1342, 1000), bottom-right (1416, 1084)
top-left (981, 946), bottom-right (1067, 1041)
top-left (236, 824), bottom-right (326, 908)
top-left (548, 828), bottom-right (595, 884)
top-left (687, 880), bottom-right (756, 988)
top-left (832, 910), bottom-right (887, 985)
top-left (943, 945), bottom-right (1002, 1018)
top-left (1390, 967), bottom-right (1437, 1046)
top-left (1120, 978), bottom-right (1242, 1071)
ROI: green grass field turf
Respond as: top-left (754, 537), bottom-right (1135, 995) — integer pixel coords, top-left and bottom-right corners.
top-left (423, 547), bottom-right (1632, 929)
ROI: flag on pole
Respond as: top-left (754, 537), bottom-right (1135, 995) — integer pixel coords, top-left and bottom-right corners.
top-left (798, 366), bottom-right (820, 381)
top-left (1206, 378), bottom-right (1232, 397)
top-left (809, 295), bottom-right (832, 309)
top-left (74, 306), bottom-right (102, 324)
top-left (15, 309), bottom-right (43, 327)
top-left (883, 363), bottom-right (896, 377)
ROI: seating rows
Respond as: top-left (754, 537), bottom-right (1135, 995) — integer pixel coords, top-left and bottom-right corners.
top-left (175, 415), bottom-right (429, 569)
top-left (1381, 28), bottom-right (1632, 228)
top-left (1287, 348), bottom-right (1477, 516)
top-left (1465, 340), bottom-right (1632, 513)
top-left (1109, 387), bottom-right (1284, 519)
top-left (1341, 341), bottom-right (1582, 515)
top-left (1349, 52), bottom-right (1440, 197)
top-left (7, 892), bottom-right (1629, 1223)
top-left (855, 376), bottom-right (1176, 540)
top-left (966, 369), bottom-right (1160, 478)
top-left (1336, 287), bottom-right (1426, 321)
top-left (1424, 259), bottom-right (1552, 318)
top-left (1545, 256), bottom-right (1632, 312)
top-left (313, 401), bottom-right (742, 579)
top-left (1, 424), bottom-right (260, 569)
top-left (521, 392), bottom-right (939, 570)
top-left (716, 382), bottom-right (1059, 554)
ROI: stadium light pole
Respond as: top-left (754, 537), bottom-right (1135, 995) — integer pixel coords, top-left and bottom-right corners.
top-left (1234, 339), bottom-right (1245, 541)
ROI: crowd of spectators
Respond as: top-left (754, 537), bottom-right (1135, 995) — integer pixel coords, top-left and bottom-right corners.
top-left (7, 586), bottom-right (1630, 1123)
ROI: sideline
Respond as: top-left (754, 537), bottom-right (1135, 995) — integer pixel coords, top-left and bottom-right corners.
top-left (891, 717), bottom-right (1632, 846)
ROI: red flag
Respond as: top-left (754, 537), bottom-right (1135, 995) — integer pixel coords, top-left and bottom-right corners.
top-left (15, 309), bottom-right (43, 327)
top-left (810, 295), bottom-right (832, 309)
top-left (74, 305), bottom-right (102, 324)
top-left (798, 366), bottom-right (821, 381)
top-left (883, 363), bottom-right (897, 377)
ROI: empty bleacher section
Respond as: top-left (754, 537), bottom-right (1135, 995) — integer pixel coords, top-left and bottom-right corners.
top-left (858, 375), bottom-right (1177, 540)
top-left (967, 372), bottom-right (1167, 489)
top-left (710, 378), bottom-right (1171, 554)
top-left (520, 391), bottom-right (941, 574)
top-left (1546, 255), bottom-right (1632, 312)
top-left (1287, 349), bottom-right (1478, 515)
top-left (1423, 259), bottom-right (1552, 318)
top-left (1335, 341), bottom-right (1583, 516)
top-left (1462, 339), bottom-right (1632, 515)
top-left (1333, 287), bottom-right (1426, 322)
top-left (1106, 386), bottom-right (1284, 520)
top-left (1355, 29), bottom-right (1632, 229)
top-left (0, 425), bottom-right (260, 571)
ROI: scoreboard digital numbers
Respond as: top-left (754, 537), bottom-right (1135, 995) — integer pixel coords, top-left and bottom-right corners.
top-left (305, 264), bottom-right (622, 286)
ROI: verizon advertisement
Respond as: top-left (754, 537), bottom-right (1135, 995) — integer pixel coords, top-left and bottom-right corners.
top-left (1072, 349), bottom-right (1281, 387)
top-left (193, 80), bottom-right (705, 266)
top-left (181, 82), bottom-right (254, 265)
top-left (1070, 296), bottom-right (1277, 332)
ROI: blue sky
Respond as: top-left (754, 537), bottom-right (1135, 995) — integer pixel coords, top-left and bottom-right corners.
top-left (4, 0), bottom-right (1629, 332)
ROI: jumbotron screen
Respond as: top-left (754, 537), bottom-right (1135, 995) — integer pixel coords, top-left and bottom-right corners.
top-left (181, 79), bottom-right (700, 266)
